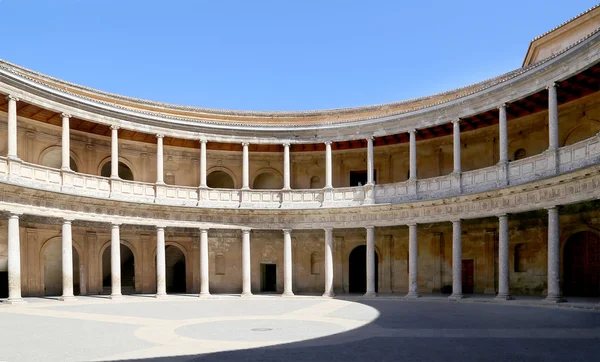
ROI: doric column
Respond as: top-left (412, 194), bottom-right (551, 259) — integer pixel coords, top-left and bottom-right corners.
top-left (498, 105), bottom-right (508, 163)
top-left (110, 223), bottom-right (122, 298)
top-left (449, 219), bottom-right (463, 300)
top-left (283, 143), bottom-right (291, 190)
top-left (323, 228), bottom-right (334, 297)
top-left (199, 139), bottom-right (207, 188)
top-left (6, 95), bottom-right (19, 160)
top-left (199, 228), bottom-right (210, 296)
top-left (156, 134), bottom-right (164, 184)
top-left (61, 219), bottom-right (76, 301)
top-left (366, 137), bottom-right (374, 185)
top-left (242, 143), bottom-right (250, 189)
top-left (548, 83), bottom-right (559, 150)
top-left (452, 120), bottom-right (461, 173)
top-left (409, 129), bottom-right (417, 180)
top-left (110, 126), bottom-right (119, 179)
top-left (365, 226), bottom-right (376, 297)
top-left (155, 226), bottom-right (166, 297)
top-left (325, 141), bottom-right (333, 188)
top-left (283, 229), bottom-right (293, 296)
top-left (545, 206), bottom-right (564, 302)
top-left (61, 114), bottom-right (71, 171)
top-left (241, 229), bottom-right (252, 296)
top-left (406, 223), bottom-right (420, 298)
top-left (496, 214), bottom-right (513, 300)
top-left (6, 213), bottom-right (25, 304)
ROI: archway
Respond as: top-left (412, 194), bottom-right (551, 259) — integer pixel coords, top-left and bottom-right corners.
top-left (39, 147), bottom-right (79, 172)
top-left (349, 245), bottom-right (378, 293)
top-left (165, 245), bottom-right (186, 293)
top-left (102, 244), bottom-right (135, 294)
top-left (42, 239), bottom-right (80, 296)
top-left (100, 161), bottom-right (134, 181)
top-left (564, 231), bottom-right (600, 297)
top-left (253, 171), bottom-right (283, 189)
top-left (206, 170), bottom-right (235, 189)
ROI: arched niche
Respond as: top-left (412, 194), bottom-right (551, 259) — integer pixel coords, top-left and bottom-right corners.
top-left (252, 169), bottom-right (283, 189)
top-left (100, 160), bottom-right (135, 181)
top-left (348, 245), bottom-right (379, 294)
top-left (207, 169), bottom-right (235, 189)
top-left (40, 236), bottom-right (82, 296)
top-left (101, 243), bottom-right (136, 294)
top-left (38, 146), bottom-right (80, 172)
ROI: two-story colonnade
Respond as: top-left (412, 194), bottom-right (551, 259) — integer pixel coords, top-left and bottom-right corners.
top-left (2, 7), bottom-right (600, 304)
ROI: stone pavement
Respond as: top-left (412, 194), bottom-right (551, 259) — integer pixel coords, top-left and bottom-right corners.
top-left (0, 294), bottom-right (599, 361)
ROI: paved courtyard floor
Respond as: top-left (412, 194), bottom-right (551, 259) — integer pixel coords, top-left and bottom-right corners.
top-left (1, 294), bottom-right (600, 361)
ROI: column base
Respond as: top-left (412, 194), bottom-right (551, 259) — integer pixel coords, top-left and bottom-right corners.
top-left (110, 294), bottom-right (124, 300)
top-left (405, 291), bottom-right (421, 298)
top-left (154, 293), bottom-right (168, 299)
top-left (448, 293), bottom-right (464, 301)
top-left (4, 298), bottom-right (27, 305)
top-left (6, 155), bottom-right (21, 162)
top-left (199, 292), bottom-right (211, 298)
top-left (483, 288), bottom-right (496, 295)
top-left (241, 292), bottom-right (253, 297)
top-left (60, 295), bottom-right (77, 302)
top-left (322, 291), bottom-right (335, 298)
top-left (282, 291), bottom-right (295, 297)
top-left (363, 292), bottom-right (377, 298)
top-left (495, 294), bottom-right (514, 301)
top-left (544, 295), bottom-right (566, 303)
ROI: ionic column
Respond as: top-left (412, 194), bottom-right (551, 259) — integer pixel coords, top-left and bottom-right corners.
top-left (323, 228), bottom-right (334, 297)
top-left (452, 120), bottom-right (461, 173)
top-left (61, 219), bottom-right (76, 301)
top-left (111, 126), bottom-right (119, 179)
top-left (449, 219), bottom-right (463, 300)
top-left (283, 143), bottom-right (291, 190)
top-left (61, 114), bottom-right (71, 171)
top-left (496, 214), bottom-right (513, 300)
top-left (365, 226), bottom-right (376, 297)
top-left (156, 226), bottom-right (166, 297)
top-left (241, 229), bottom-right (252, 296)
top-left (6, 95), bottom-right (19, 160)
top-left (283, 229), bottom-right (293, 296)
top-left (6, 213), bottom-right (25, 304)
top-left (409, 129), bottom-right (417, 180)
top-left (548, 83), bottom-right (559, 150)
top-left (242, 143), bottom-right (250, 189)
top-left (498, 105), bottom-right (508, 163)
top-left (545, 206), bottom-right (564, 302)
top-left (325, 141), bottom-right (332, 188)
top-left (156, 134), bottom-right (164, 184)
top-left (406, 223), bottom-right (420, 298)
top-left (366, 137), bottom-right (374, 185)
top-left (110, 223), bottom-right (122, 298)
top-left (199, 139), bottom-right (207, 188)
top-left (199, 228), bottom-right (210, 296)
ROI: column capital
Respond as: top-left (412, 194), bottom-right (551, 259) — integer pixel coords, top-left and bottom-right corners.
top-left (545, 205), bottom-right (559, 211)
top-left (63, 218), bottom-right (74, 223)
top-left (407, 223), bottom-right (417, 227)
top-left (282, 143), bottom-right (290, 148)
top-left (8, 212), bottom-right (22, 219)
top-left (241, 142), bottom-right (249, 147)
top-left (450, 218), bottom-right (461, 224)
top-left (241, 228), bottom-right (251, 235)
top-left (199, 228), bottom-right (209, 233)
top-left (324, 141), bottom-right (332, 146)
top-left (61, 113), bottom-right (72, 119)
top-left (156, 134), bottom-right (164, 139)
top-left (365, 225), bottom-right (375, 230)
top-left (111, 223), bottom-right (121, 228)
top-left (110, 125), bottom-right (120, 131)
top-left (546, 82), bottom-right (559, 90)
top-left (366, 136), bottom-right (374, 141)
top-left (497, 213), bottom-right (508, 218)
top-left (282, 229), bottom-right (292, 235)
top-left (323, 227), bottom-right (333, 232)
top-left (5, 94), bottom-right (19, 102)
top-left (498, 103), bottom-right (507, 110)
top-left (452, 119), bottom-right (461, 125)
top-left (199, 138), bottom-right (207, 144)
top-left (408, 129), bottom-right (417, 135)
top-left (156, 225), bottom-right (166, 231)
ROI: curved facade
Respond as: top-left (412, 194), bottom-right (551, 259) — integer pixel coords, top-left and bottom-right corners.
top-left (1, 9), bottom-right (600, 302)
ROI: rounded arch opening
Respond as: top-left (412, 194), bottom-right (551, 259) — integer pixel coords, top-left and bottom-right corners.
top-left (207, 170), bottom-right (235, 189)
top-left (42, 238), bottom-right (80, 296)
top-left (348, 245), bottom-right (379, 294)
top-left (252, 171), bottom-right (283, 189)
top-left (165, 245), bottom-right (186, 293)
top-left (563, 231), bottom-right (600, 297)
top-left (102, 243), bottom-right (136, 294)
top-left (39, 147), bottom-right (79, 172)
top-left (100, 161), bottom-right (134, 181)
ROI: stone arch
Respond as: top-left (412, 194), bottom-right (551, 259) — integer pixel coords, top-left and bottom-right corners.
top-left (152, 241), bottom-right (190, 293)
top-left (39, 236), bottom-right (83, 296)
top-left (99, 239), bottom-right (138, 294)
top-left (38, 146), bottom-right (81, 172)
top-left (347, 244), bottom-right (381, 294)
top-left (97, 156), bottom-right (136, 181)
top-left (206, 167), bottom-right (236, 189)
top-left (252, 168), bottom-right (283, 189)
top-left (562, 228), bottom-right (600, 296)
top-left (562, 119), bottom-right (600, 146)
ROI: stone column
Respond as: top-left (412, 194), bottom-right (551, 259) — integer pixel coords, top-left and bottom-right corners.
top-left (60, 219), bottom-right (76, 301)
top-left (545, 207), bottom-right (564, 302)
top-left (409, 129), bottom-right (417, 180)
top-left (241, 229), bottom-right (252, 296)
top-left (199, 140), bottom-right (207, 188)
top-left (498, 105), bottom-right (508, 163)
top-left (242, 143), bottom-right (250, 189)
top-left (323, 228), bottom-right (334, 297)
top-left (366, 137), bottom-right (374, 185)
top-left (61, 114), bottom-right (71, 171)
top-left (365, 226), bottom-right (376, 297)
top-left (452, 120), bottom-right (461, 174)
top-left (406, 223), bottom-right (420, 298)
top-left (548, 83), bottom-right (559, 150)
top-left (110, 223), bottom-right (122, 299)
top-left (6, 95), bottom-right (19, 160)
top-left (110, 126), bottom-right (119, 179)
top-left (199, 228), bottom-right (210, 296)
top-left (283, 229), bottom-right (293, 296)
top-left (449, 219), bottom-right (463, 300)
top-left (325, 141), bottom-right (333, 188)
top-left (496, 214), bottom-right (513, 300)
top-left (156, 134), bottom-right (164, 184)
top-left (283, 143), bottom-right (291, 190)
top-left (6, 213), bottom-right (25, 304)
top-left (155, 227), bottom-right (166, 297)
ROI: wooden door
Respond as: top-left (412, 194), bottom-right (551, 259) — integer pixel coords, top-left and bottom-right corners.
top-left (565, 232), bottom-right (600, 296)
top-left (462, 260), bottom-right (474, 294)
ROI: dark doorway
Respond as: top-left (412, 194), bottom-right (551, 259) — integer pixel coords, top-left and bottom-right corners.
top-left (564, 231), bottom-right (600, 297)
top-left (349, 170), bottom-right (377, 187)
top-left (102, 244), bottom-right (135, 294)
top-left (165, 245), bottom-right (186, 293)
top-left (260, 264), bottom-right (277, 292)
top-left (349, 245), bottom-right (379, 293)
top-left (0, 271), bottom-right (7, 298)
top-left (462, 259), bottom-right (474, 294)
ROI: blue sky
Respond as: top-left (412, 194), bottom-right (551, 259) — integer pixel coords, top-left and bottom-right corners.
top-left (1, 1), bottom-right (597, 111)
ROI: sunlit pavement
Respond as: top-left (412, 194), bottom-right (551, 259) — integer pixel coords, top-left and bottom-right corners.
top-left (1, 294), bottom-right (599, 361)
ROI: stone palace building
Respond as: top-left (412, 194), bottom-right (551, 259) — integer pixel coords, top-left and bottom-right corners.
top-left (1, 6), bottom-right (600, 304)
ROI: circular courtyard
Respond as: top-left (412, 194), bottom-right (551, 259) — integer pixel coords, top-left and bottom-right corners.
top-left (0, 296), bottom-right (599, 361)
